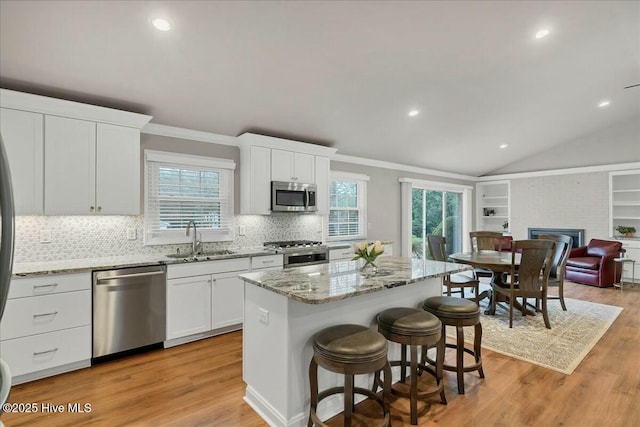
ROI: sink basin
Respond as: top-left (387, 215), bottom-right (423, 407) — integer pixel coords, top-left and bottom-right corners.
top-left (166, 250), bottom-right (236, 259)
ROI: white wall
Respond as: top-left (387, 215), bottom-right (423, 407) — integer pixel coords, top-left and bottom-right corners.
top-left (489, 117), bottom-right (640, 175)
top-left (508, 171), bottom-right (610, 242)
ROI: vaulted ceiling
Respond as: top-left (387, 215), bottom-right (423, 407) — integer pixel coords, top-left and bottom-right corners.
top-left (1, 1), bottom-right (638, 176)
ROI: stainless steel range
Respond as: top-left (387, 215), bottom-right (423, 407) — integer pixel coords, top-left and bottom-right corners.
top-left (264, 240), bottom-right (329, 268)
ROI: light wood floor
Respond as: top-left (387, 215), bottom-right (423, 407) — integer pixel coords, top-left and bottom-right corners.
top-left (2, 281), bottom-right (639, 427)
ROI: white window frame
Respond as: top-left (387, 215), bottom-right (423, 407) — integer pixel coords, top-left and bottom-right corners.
top-left (144, 150), bottom-right (236, 245)
top-left (328, 171), bottom-right (369, 241)
top-left (399, 178), bottom-right (473, 257)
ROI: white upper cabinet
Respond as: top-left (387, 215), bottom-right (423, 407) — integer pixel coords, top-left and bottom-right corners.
top-left (237, 133), bottom-right (337, 215)
top-left (271, 149), bottom-right (315, 183)
top-left (45, 116), bottom-right (97, 215)
top-left (0, 108), bottom-right (44, 214)
top-left (239, 144), bottom-right (271, 215)
top-left (95, 123), bottom-right (141, 214)
top-left (0, 89), bottom-right (152, 216)
top-left (46, 118), bottom-right (140, 214)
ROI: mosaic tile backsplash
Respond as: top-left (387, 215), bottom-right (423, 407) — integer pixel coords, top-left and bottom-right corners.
top-left (14, 214), bottom-right (324, 263)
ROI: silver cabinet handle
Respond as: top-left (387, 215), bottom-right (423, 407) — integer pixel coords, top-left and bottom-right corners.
top-left (34, 283), bottom-right (58, 289)
top-left (262, 260), bottom-right (275, 264)
top-left (97, 270), bottom-right (165, 282)
top-left (33, 311), bottom-right (58, 318)
top-left (33, 348), bottom-right (58, 356)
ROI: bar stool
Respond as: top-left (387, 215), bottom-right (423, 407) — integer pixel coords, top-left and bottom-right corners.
top-left (422, 296), bottom-right (484, 394)
top-left (308, 324), bottom-right (392, 427)
top-left (375, 307), bottom-right (446, 425)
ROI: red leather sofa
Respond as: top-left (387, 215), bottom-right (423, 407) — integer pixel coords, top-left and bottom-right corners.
top-left (565, 239), bottom-right (623, 287)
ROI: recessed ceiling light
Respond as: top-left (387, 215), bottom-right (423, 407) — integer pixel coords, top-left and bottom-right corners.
top-left (535, 28), bottom-right (550, 39)
top-left (152, 17), bottom-right (173, 31)
top-left (408, 110), bottom-right (420, 117)
top-left (598, 100), bottom-right (611, 108)
top-left (499, 144), bottom-right (509, 149)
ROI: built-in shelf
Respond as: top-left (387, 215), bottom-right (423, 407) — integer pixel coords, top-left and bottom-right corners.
top-left (476, 180), bottom-right (510, 233)
top-left (610, 169), bottom-right (640, 236)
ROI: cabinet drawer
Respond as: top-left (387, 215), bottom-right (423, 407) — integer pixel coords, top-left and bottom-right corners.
top-left (167, 257), bottom-right (251, 279)
top-left (1, 290), bottom-right (91, 340)
top-left (329, 248), bottom-right (354, 261)
top-left (9, 272), bottom-right (90, 299)
top-left (0, 326), bottom-right (91, 377)
top-left (251, 254), bottom-right (284, 270)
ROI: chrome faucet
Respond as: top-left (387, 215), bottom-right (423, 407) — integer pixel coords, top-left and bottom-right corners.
top-left (185, 220), bottom-right (201, 254)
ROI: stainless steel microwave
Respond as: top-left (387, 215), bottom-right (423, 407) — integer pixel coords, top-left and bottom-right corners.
top-left (271, 181), bottom-right (317, 212)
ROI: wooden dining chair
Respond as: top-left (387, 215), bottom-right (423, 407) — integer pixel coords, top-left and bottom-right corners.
top-left (469, 231), bottom-right (503, 252)
top-left (536, 234), bottom-right (573, 311)
top-left (491, 239), bottom-right (555, 329)
top-left (469, 231), bottom-right (503, 281)
top-left (427, 235), bottom-right (480, 302)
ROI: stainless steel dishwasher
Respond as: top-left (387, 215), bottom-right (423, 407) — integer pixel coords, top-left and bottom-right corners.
top-left (93, 265), bottom-right (166, 359)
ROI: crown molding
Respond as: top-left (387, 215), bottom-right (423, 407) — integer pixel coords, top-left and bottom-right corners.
top-left (0, 89), bottom-right (152, 129)
top-left (477, 162), bottom-right (640, 181)
top-left (237, 132), bottom-right (337, 156)
top-left (142, 123), bottom-right (237, 146)
top-left (331, 153), bottom-right (477, 182)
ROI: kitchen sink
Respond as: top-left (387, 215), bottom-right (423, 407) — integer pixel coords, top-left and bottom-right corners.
top-left (165, 250), bottom-right (236, 259)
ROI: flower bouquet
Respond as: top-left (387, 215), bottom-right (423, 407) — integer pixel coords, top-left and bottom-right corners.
top-left (352, 240), bottom-right (384, 276)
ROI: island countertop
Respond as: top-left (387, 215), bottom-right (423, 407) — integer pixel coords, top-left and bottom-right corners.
top-left (239, 257), bottom-right (472, 304)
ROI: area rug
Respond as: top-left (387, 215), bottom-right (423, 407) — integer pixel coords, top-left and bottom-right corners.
top-left (447, 297), bottom-right (623, 375)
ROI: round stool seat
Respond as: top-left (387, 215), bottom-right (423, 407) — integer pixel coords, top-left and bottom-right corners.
top-left (313, 324), bottom-right (388, 365)
top-left (375, 307), bottom-right (446, 425)
top-left (423, 296), bottom-right (479, 320)
top-left (377, 307), bottom-right (441, 337)
top-left (309, 324), bottom-right (391, 427)
top-left (422, 296), bottom-right (484, 395)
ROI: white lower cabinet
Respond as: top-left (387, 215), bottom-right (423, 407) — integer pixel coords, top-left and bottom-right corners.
top-left (211, 273), bottom-right (245, 329)
top-left (166, 258), bottom-right (251, 344)
top-left (166, 255), bottom-right (283, 346)
top-left (330, 247), bottom-right (354, 261)
top-left (166, 275), bottom-right (212, 340)
top-left (0, 272), bottom-right (91, 384)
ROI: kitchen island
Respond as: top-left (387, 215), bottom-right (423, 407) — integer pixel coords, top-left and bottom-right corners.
top-left (239, 257), bottom-right (471, 427)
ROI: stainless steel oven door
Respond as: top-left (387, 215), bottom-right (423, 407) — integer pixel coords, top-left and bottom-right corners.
top-left (283, 248), bottom-right (328, 268)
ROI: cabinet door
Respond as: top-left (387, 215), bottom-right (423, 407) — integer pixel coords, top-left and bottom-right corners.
top-left (44, 115), bottom-right (96, 214)
top-left (244, 145), bottom-right (271, 215)
top-left (211, 273), bottom-right (244, 329)
top-left (271, 149), bottom-right (294, 182)
top-left (294, 152), bottom-right (315, 183)
top-left (96, 123), bottom-right (140, 214)
top-left (166, 276), bottom-right (212, 339)
top-left (0, 108), bottom-right (44, 214)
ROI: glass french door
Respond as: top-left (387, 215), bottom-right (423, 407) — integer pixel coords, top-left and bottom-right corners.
top-left (412, 188), bottom-right (462, 260)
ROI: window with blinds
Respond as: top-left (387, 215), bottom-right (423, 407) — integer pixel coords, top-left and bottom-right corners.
top-left (328, 172), bottom-right (369, 240)
top-left (144, 150), bottom-right (235, 245)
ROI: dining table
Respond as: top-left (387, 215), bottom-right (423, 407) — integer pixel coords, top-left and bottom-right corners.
top-left (449, 250), bottom-right (530, 315)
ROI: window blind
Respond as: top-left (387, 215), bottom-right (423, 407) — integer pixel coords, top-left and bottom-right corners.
top-left (144, 151), bottom-right (235, 244)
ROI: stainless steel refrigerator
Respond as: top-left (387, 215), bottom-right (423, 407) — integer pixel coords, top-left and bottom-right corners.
top-left (0, 133), bottom-right (15, 411)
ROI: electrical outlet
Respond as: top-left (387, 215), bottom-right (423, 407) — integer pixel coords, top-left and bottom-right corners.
top-left (238, 225), bottom-right (246, 236)
top-left (258, 308), bottom-right (269, 324)
top-left (127, 228), bottom-right (137, 240)
top-left (40, 230), bottom-right (52, 243)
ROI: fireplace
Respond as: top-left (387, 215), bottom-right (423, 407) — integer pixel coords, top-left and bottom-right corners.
top-left (527, 228), bottom-right (584, 248)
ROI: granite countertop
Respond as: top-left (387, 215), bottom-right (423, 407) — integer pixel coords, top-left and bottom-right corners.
top-left (239, 257), bottom-right (471, 304)
top-left (11, 247), bottom-right (279, 277)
